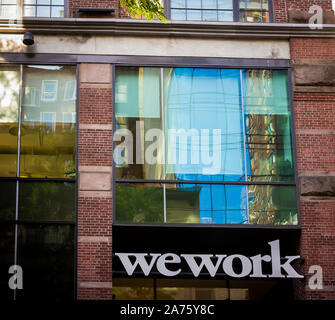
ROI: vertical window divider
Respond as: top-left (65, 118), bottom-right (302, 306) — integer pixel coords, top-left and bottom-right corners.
top-left (160, 68), bottom-right (167, 223)
top-left (13, 64), bottom-right (23, 300)
top-left (239, 69), bottom-right (249, 224)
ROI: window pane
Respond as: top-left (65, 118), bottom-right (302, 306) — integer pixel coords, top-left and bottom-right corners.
top-left (37, 0), bottom-right (50, 4)
top-left (0, 66), bottom-right (19, 177)
top-left (51, 6), bottom-right (64, 17)
top-left (116, 183), bottom-right (164, 223)
top-left (248, 185), bottom-right (298, 225)
top-left (170, 9), bottom-right (186, 20)
top-left (187, 0), bottom-right (201, 9)
top-left (16, 224), bottom-right (74, 300)
top-left (242, 70), bottom-right (294, 182)
top-left (20, 65), bottom-right (76, 178)
top-left (218, 0), bottom-right (233, 9)
top-left (218, 10), bottom-right (233, 21)
top-left (0, 225), bottom-right (14, 300)
top-left (170, 0), bottom-right (186, 8)
top-left (18, 181), bottom-right (75, 221)
top-left (165, 68), bottom-right (245, 182)
top-left (166, 184), bottom-right (248, 224)
top-left (36, 5), bottom-right (50, 17)
top-left (187, 9), bottom-right (202, 20)
top-left (0, 181), bottom-right (16, 221)
top-left (52, 0), bottom-right (64, 5)
top-left (115, 67), bottom-right (163, 180)
top-left (202, 0), bottom-right (217, 9)
top-left (202, 10), bottom-right (217, 20)
top-left (23, 6), bottom-right (35, 17)
top-left (0, 5), bottom-right (17, 18)
top-left (24, 0), bottom-right (37, 4)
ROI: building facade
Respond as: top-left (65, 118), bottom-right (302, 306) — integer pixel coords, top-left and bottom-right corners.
top-left (0, 0), bottom-right (334, 300)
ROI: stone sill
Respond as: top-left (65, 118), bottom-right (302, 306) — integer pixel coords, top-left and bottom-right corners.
top-left (0, 18), bottom-right (334, 39)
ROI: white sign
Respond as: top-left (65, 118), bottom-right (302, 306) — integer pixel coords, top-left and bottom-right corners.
top-left (115, 240), bottom-right (304, 279)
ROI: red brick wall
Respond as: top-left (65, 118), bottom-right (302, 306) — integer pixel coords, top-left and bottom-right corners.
top-left (272, 0), bottom-right (333, 22)
top-left (291, 38), bottom-right (335, 299)
top-left (77, 64), bottom-right (114, 300)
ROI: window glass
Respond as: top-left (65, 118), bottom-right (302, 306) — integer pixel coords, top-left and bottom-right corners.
top-left (242, 70), bottom-right (294, 182)
top-left (170, 0), bottom-right (271, 22)
top-left (115, 67), bottom-right (297, 226)
top-left (18, 181), bottom-right (75, 221)
top-left (116, 183), bottom-right (164, 223)
top-left (170, 9), bottom-right (186, 20)
top-left (165, 68), bottom-right (245, 182)
top-left (0, 66), bottom-right (19, 177)
top-left (20, 65), bottom-right (76, 178)
top-left (16, 224), bottom-right (74, 300)
top-left (248, 185), bottom-right (298, 225)
top-left (115, 67), bottom-right (163, 180)
top-left (218, 0), bottom-right (233, 9)
top-left (0, 182), bottom-right (16, 221)
top-left (239, 0), bottom-right (269, 22)
top-left (23, 0), bottom-right (65, 17)
top-left (166, 184), bottom-right (248, 224)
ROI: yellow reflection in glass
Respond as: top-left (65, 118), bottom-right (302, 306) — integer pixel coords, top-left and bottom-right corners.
top-left (20, 65), bottom-right (76, 178)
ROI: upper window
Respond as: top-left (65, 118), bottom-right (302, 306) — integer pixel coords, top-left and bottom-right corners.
top-left (24, 0), bottom-right (65, 18)
top-left (170, 0), bottom-right (272, 22)
top-left (0, 0), bottom-right (65, 18)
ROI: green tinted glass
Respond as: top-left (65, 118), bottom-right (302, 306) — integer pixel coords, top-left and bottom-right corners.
top-left (116, 183), bottom-right (164, 222)
top-left (18, 181), bottom-right (75, 221)
top-left (20, 65), bottom-right (76, 178)
top-left (0, 66), bottom-right (20, 177)
top-left (0, 181), bottom-right (16, 221)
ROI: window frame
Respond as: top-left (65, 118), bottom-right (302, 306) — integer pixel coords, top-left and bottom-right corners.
top-left (168, 0), bottom-right (274, 22)
top-left (112, 59), bottom-right (300, 229)
top-left (0, 0), bottom-right (68, 18)
top-left (41, 79), bottom-right (58, 102)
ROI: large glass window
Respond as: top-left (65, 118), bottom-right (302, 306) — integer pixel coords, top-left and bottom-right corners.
top-left (170, 0), bottom-right (272, 22)
top-left (115, 67), bottom-right (297, 225)
top-left (0, 64), bottom-right (76, 300)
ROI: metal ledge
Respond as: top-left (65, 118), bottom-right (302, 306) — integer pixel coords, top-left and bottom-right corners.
top-left (0, 18), bottom-right (334, 39)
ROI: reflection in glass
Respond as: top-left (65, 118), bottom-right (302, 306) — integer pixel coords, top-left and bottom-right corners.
top-left (116, 183), bottom-right (164, 223)
top-left (20, 65), bottom-right (76, 178)
top-left (239, 0), bottom-right (269, 22)
top-left (248, 185), bottom-right (297, 225)
top-left (16, 224), bottom-right (74, 300)
top-left (113, 278), bottom-right (257, 300)
top-left (115, 67), bottom-right (163, 180)
top-left (0, 181), bottom-right (16, 221)
top-left (18, 181), bottom-right (75, 221)
top-left (0, 66), bottom-right (19, 177)
top-left (243, 70), bottom-right (294, 182)
top-left (165, 68), bottom-right (245, 182)
top-left (166, 184), bottom-right (248, 224)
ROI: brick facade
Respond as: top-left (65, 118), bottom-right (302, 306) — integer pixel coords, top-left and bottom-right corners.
top-left (77, 64), bottom-right (114, 299)
top-left (291, 37), bottom-right (335, 300)
top-left (73, 2), bottom-right (335, 300)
